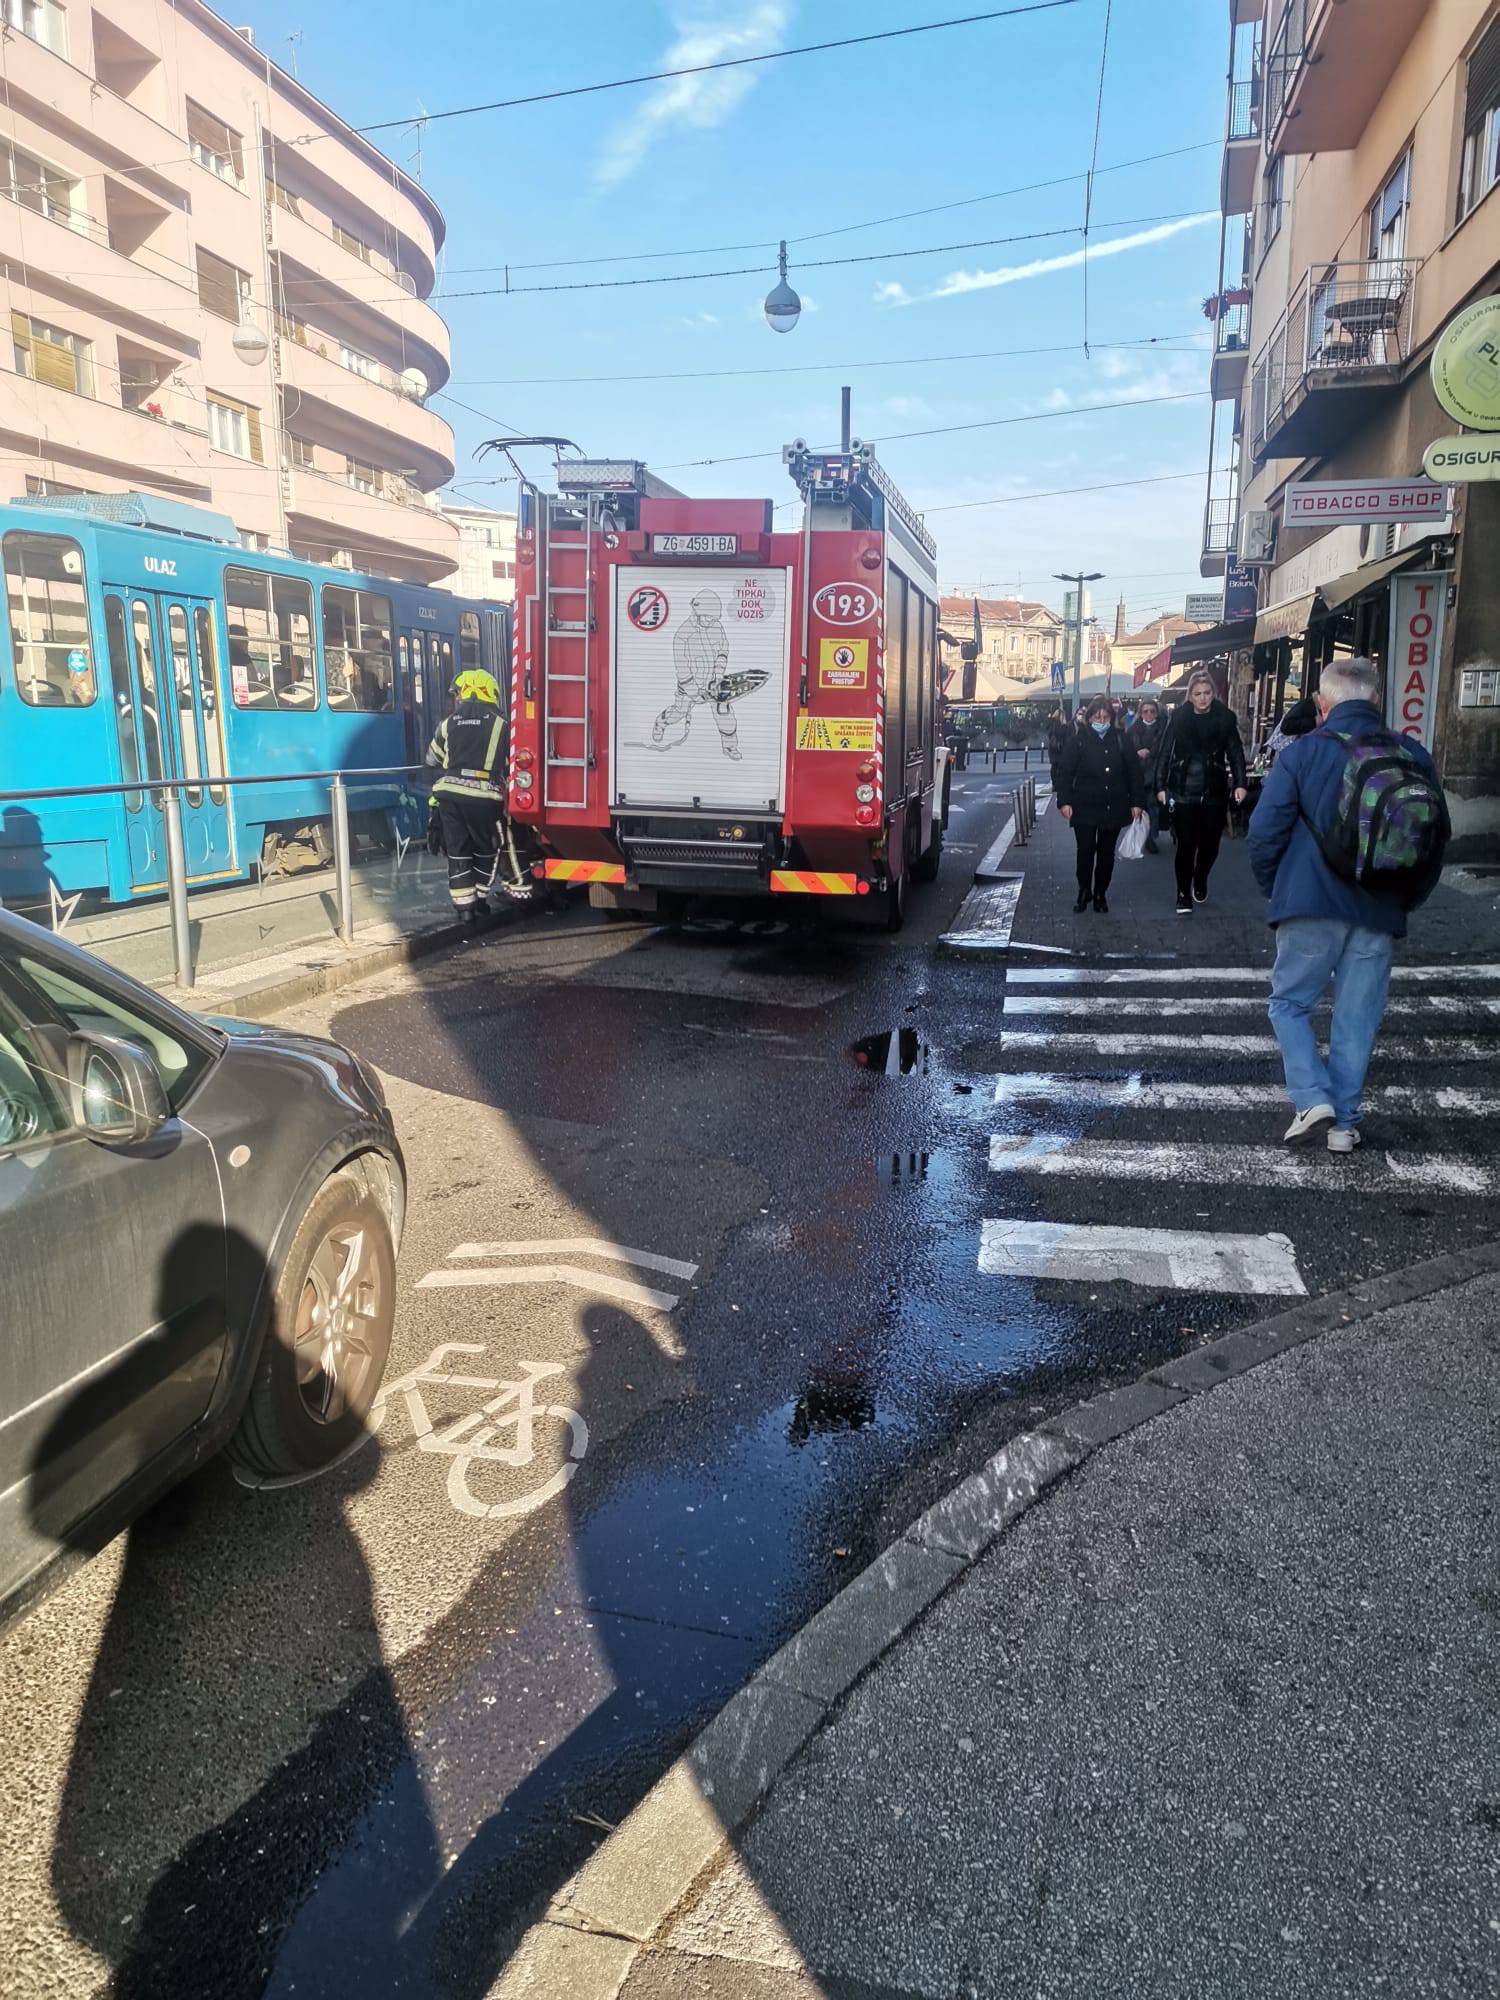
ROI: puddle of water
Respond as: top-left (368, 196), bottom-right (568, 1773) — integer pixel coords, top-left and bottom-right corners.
top-left (851, 1029), bottom-right (928, 1076)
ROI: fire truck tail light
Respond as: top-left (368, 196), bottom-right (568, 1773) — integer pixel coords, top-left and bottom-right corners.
top-left (856, 760), bottom-right (876, 779)
top-left (859, 547), bottom-right (881, 571)
top-left (856, 879), bottom-right (871, 895)
top-left (855, 805), bottom-right (878, 827)
top-left (514, 749), bottom-right (535, 769)
top-left (514, 770), bottom-right (534, 792)
top-left (855, 783), bottom-right (875, 803)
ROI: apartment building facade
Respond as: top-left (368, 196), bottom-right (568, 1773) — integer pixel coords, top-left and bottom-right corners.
top-left (1202, 0), bottom-right (1500, 855)
top-left (441, 500), bottom-right (518, 604)
top-left (938, 595), bottom-right (1067, 687)
top-left (1, 0), bottom-right (459, 581)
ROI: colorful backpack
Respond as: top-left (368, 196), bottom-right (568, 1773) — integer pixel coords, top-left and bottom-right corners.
top-left (1309, 727), bottom-right (1449, 903)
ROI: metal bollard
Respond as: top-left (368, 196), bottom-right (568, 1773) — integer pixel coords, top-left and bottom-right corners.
top-left (331, 774), bottom-right (355, 945)
top-left (162, 788), bottom-right (194, 989)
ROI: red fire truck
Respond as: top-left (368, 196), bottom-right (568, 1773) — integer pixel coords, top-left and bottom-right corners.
top-left (506, 435), bottom-right (948, 927)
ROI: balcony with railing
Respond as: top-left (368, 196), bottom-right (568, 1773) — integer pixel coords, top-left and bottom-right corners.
top-left (1249, 257), bottom-right (1419, 462)
top-left (1210, 298), bottom-right (1252, 401)
top-left (1264, 0), bottom-right (1430, 153)
top-left (1222, 77), bottom-right (1262, 214)
top-left (1201, 495), bottom-right (1238, 578)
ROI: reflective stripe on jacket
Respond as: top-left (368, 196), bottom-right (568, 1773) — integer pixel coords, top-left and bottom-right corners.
top-left (427, 709), bottom-right (505, 799)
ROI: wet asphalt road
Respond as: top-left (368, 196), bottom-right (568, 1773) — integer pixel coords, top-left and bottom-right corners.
top-left (4, 766), bottom-right (1496, 1999)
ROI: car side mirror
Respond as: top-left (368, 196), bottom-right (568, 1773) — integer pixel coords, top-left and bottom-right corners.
top-left (67, 1032), bottom-right (171, 1146)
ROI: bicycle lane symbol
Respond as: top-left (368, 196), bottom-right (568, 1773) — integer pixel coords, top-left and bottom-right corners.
top-left (370, 1344), bottom-right (589, 1520)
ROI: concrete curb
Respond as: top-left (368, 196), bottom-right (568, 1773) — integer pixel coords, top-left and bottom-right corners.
top-left (489, 1233), bottom-right (1500, 1998)
top-left (173, 912), bottom-right (494, 1022)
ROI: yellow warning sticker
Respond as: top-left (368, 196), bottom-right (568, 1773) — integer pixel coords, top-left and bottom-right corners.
top-left (819, 638), bottom-right (868, 689)
top-left (796, 715), bottom-right (877, 753)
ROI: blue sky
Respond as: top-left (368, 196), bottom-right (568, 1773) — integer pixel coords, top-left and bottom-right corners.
top-left (241, 0), bottom-right (1229, 629)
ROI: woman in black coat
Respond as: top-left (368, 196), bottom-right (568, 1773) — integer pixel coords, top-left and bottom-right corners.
top-left (1055, 693), bottom-right (1148, 913)
top-left (1152, 671), bottom-right (1247, 914)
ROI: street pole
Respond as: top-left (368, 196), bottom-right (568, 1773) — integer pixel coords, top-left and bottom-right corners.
top-left (1055, 570), bottom-right (1103, 716)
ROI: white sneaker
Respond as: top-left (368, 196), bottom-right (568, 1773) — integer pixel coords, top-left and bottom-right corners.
top-left (1327, 1127), bottom-right (1362, 1153)
top-left (1284, 1104), bottom-right (1336, 1146)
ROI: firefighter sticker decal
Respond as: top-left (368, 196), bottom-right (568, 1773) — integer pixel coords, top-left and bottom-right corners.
top-left (614, 565), bottom-right (791, 811)
top-left (647, 587), bottom-right (769, 763)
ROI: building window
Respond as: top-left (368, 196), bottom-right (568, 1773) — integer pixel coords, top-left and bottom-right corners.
top-left (285, 435), bottom-right (316, 470)
top-left (207, 394), bottom-right (264, 463)
top-left (267, 176), bottom-right (302, 218)
top-left (23, 475), bottom-right (84, 497)
top-left (1367, 149), bottom-right (1411, 267)
top-left (238, 530), bottom-right (270, 551)
top-left (225, 566), bottom-right (315, 709)
top-left (1, 0), bottom-right (66, 56)
top-left (339, 343), bottom-right (379, 381)
top-left (11, 311), bottom-right (93, 396)
top-left (4, 530), bottom-right (94, 705)
top-left (332, 221), bottom-right (374, 264)
top-left (119, 350), bottom-right (169, 413)
top-left (1459, 17), bottom-right (1500, 222)
top-left (459, 609), bottom-right (482, 671)
top-left (196, 246), bottom-right (251, 323)
top-left (1260, 153), bottom-right (1285, 253)
top-left (0, 139), bottom-right (80, 229)
top-left (322, 586), bottom-right (394, 710)
top-left (186, 100), bottom-right (244, 188)
top-left (491, 560), bottom-right (514, 580)
top-left (345, 456), bottom-right (380, 494)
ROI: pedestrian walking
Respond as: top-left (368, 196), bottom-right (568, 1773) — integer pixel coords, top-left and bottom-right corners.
top-left (1154, 669), bottom-right (1247, 914)
top-left (1055, 693), bottom-right (1147, 913)
top-left (1125, 697), bottom-right (1165, 852)
top-left (425, 667), bottom-right (508, 924)
top-left (1247, 657), bottom-right (1449, 1152)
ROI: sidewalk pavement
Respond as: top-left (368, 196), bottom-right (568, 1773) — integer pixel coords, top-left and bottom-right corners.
top-left (1004, 795), bottom-right (1500, 963)
top-left (501, 1255), bottom-right (1500, 2000)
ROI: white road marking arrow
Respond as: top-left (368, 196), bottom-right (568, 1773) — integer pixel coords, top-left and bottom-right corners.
top-left (418, 1264), bottom-right (683, 1312)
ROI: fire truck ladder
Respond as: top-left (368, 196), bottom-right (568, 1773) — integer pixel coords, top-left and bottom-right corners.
top-left (540, 492), bottom-right (597, 810)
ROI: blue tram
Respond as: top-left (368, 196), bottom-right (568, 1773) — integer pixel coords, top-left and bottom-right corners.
top-left (0, 493), bottom-right (510, 907)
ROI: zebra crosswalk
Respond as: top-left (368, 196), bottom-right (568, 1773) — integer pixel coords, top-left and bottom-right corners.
top-left (980, 956), bottom-right (1500, 1297)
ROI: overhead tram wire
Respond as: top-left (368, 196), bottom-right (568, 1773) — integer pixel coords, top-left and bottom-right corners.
top-left (654, 390), bottom-right (1209, 472)
top-left (1081, 0), bottom-right (1114, 357)
top-left (349, 3), bottom-right (1082, 136)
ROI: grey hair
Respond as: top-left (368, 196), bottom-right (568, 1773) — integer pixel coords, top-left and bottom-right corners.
top-left (1319, 656), bottom-right (1382, 706)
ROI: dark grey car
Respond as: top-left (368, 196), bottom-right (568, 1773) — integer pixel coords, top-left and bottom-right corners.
top-left (0, 906), bottom-right (405, 1627)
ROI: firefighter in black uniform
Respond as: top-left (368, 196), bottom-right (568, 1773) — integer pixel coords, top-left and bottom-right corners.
top-left (426, 668), bottom-right (507, 922)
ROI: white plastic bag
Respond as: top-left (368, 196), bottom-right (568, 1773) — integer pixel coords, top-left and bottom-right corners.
top-left (1115, 814), bottom-right (1149, 862)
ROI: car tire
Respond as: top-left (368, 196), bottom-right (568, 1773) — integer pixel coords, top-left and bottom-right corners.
top-left (228, 1172), bottom-right (396, 1483)
top-left (882, 864), bottom-right (908, 931)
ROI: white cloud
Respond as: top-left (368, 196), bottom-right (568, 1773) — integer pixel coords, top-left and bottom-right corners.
top-left (872, 280), bottom-right (911, 308)
top-left (880, 213), bottom-right (1219, 307)
top-left (682, 310), bottom-right (721, 328)
top-left (595, 4), bottom-right (790, 188)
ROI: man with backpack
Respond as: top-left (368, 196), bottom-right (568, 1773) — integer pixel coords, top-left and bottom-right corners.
top-left (1247, 656), bottom-right (1449, 1153)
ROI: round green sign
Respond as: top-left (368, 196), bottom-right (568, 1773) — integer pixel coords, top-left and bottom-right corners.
top-left (1431, 296), bottom-right (1500, 431)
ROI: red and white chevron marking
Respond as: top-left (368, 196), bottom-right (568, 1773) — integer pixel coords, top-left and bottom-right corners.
top-left (873, 596), bottom-right (886, 806)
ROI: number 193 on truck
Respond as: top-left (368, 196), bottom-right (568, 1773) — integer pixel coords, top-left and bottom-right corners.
top-left (505, 429), bottom-right (949, 928)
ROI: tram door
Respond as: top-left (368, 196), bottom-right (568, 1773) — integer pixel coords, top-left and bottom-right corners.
top-left (102, 589), bottom-right (235, 890)
top-left (401, 629), bottom-right (455, 760)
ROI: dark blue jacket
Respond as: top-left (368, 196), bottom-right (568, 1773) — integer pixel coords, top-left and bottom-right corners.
top-left (1246, 699), bottom-right (1441, 938)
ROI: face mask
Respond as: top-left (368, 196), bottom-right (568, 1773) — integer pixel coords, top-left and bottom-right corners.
top-left (1091, 720), bottom-right (1111, 736)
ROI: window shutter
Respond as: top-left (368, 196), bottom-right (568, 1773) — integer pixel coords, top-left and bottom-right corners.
top-left (1468, 16), bottom-right (1500, 128)
top-left (246, 406), bottom-right (264, 464)
top-left (11, 309), bottom-right (32, 361)
top-left (33, 335), bottom-right (78, 391)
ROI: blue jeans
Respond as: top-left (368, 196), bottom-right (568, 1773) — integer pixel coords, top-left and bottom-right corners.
top-left (1268, 918), bottom-right (1395, 1128)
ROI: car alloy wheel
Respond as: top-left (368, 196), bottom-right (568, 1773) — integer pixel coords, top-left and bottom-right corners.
top-left (292, 1220), bottom-right (385, 1425)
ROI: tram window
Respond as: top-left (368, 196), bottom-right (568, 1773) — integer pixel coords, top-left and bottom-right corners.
top-left (439, 637), bottom-right (453, 693)
top-left (323, 585), bottom-right (395, 711)
top-left (104, 595), bottom-right (142, 811)
top-left (459, 610), bottom-right (481, 672)
top-left (193, 606), bottom-right (226, 803)
top-left (168, 606), bottom-right (204, 806)
top-left (226, 566), bottom-right (316, 710)
top-left (4, 530), bottom-right (94, 706)
top-left (130, 602), bottom-right (167, 786)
